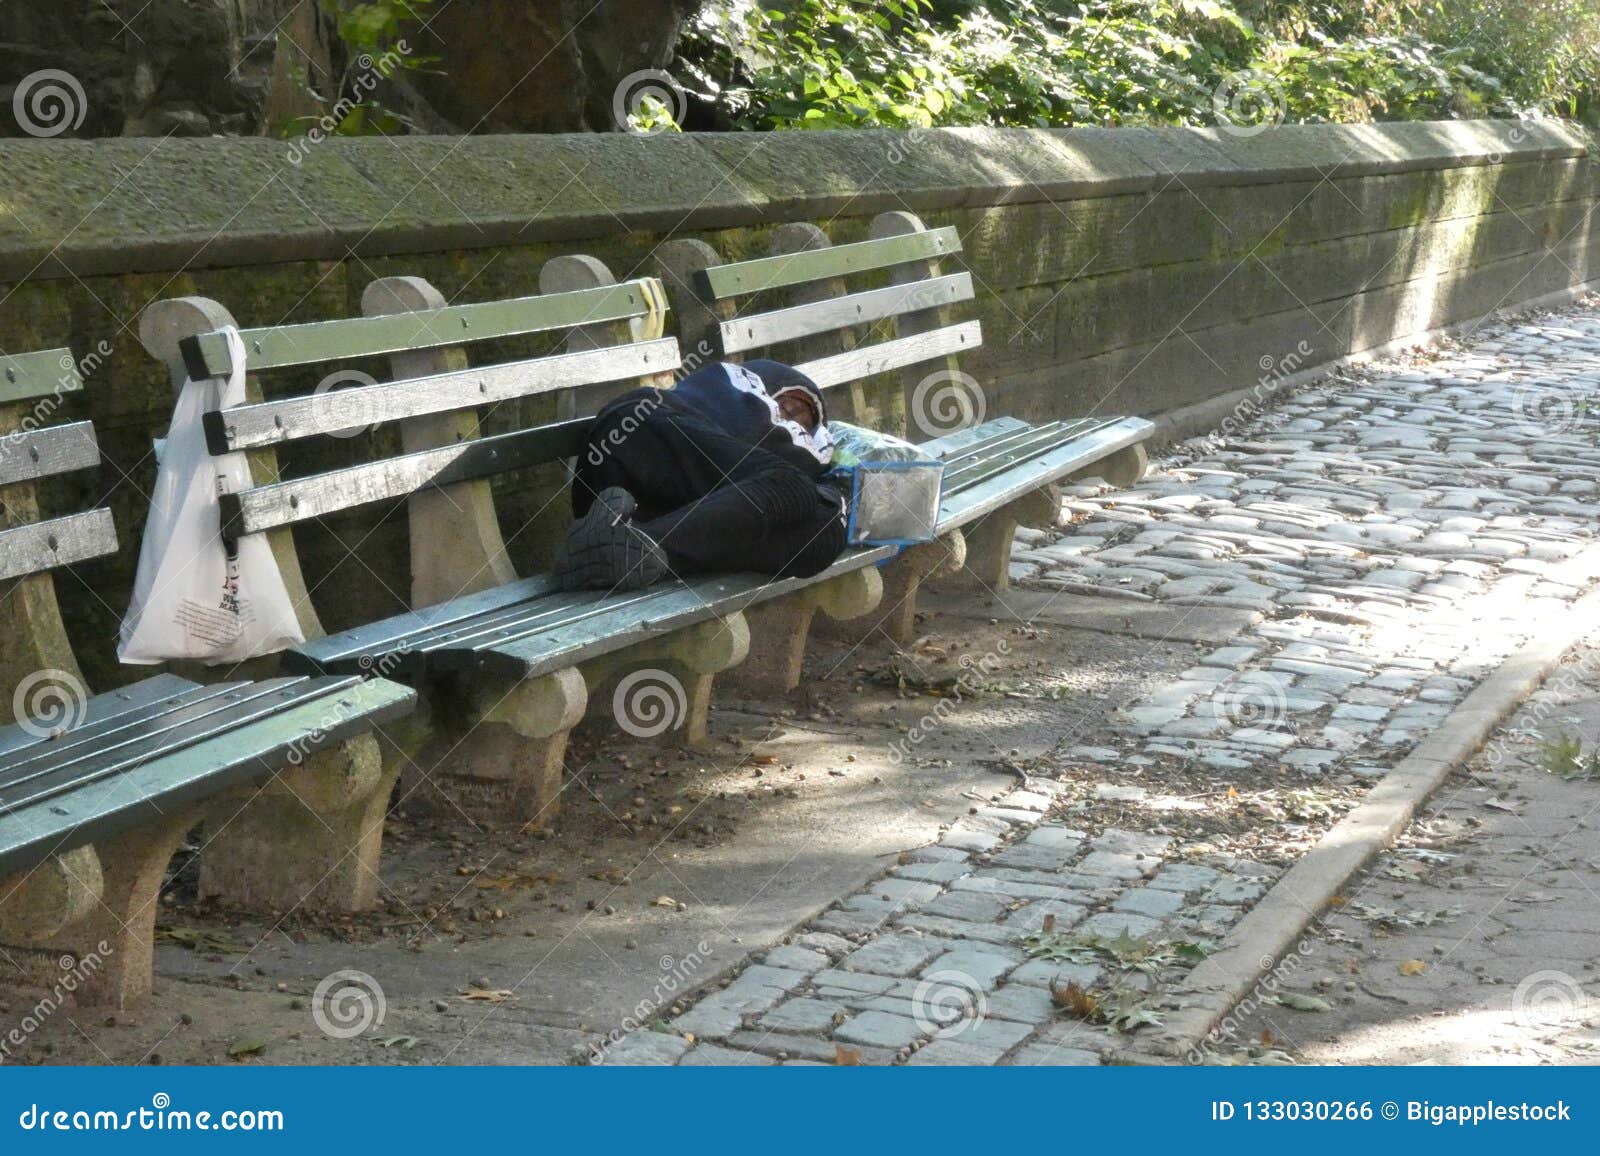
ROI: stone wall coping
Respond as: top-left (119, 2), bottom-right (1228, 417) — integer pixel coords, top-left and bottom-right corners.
top-left (0, 120), bottom-right (1587, 282)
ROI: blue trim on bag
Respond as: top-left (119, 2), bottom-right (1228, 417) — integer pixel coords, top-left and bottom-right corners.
top-left (834, 460), bottom-right (946, 548)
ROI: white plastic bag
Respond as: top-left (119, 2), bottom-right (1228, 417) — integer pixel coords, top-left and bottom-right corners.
top-left (118, 328), bottom-right (304, 665)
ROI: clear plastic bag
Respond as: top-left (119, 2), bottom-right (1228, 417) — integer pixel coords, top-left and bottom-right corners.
top-left (829, 420), bottom-right (924, 466)
top-left (842, 460), bottom-right (946, 547)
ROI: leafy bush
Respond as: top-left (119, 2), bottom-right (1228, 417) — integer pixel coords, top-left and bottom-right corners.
top-left (675, 0), bottom-right (1600, 131)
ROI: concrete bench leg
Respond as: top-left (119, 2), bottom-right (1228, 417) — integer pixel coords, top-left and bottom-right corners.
top-left (740, 569), bottom-right (882, 695)
top-left (0, 808), bottom-right (202, 1009)
top-left (196, 734), bottom-right (393, 913)
top-left (1080, 443), bottom-right (1149, 489)
top-left (437, 667), bottom-right (589, 832)
top-left (938, 484), bottom-right (1061, 594)
top-left (584, 613), bottom-right (751, 744)
top-left (816, 533), bottom-right (965, 647)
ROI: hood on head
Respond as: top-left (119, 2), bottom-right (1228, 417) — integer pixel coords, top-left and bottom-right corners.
top-left (741, 359), bottom-right (827, 428)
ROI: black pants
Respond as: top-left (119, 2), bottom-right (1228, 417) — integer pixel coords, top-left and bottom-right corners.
top-left (572, 388), bottom-right (847, 579)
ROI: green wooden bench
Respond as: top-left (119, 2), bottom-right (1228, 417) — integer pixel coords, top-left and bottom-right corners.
top-left (0, 348), bottom-right (414, 1007)
top-left (656, 210), bottom-right (1154, 687)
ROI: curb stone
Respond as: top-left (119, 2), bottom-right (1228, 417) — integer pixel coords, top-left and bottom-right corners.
top-left (1119, 577), bottom-right (1600, 1064)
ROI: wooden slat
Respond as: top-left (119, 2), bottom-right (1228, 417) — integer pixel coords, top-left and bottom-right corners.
top-left (699, 228), bottom-right (961, 299)
top-left (718, 273), bottom-right (973, 355)
top-left (428, 549), bottom-right (898, 680)
top-left (922, 417), bottom-right (1032, 458)
top-left (181, 280), bottom-right (665, 379)
top-left (1, 682), bottom-right (271, 790)
top-left (0, 677), bottom-right (415, 879)
top-left (0, 348), bottom-right (79, 405)
top-left (935, 417), bottom-right (1155, 531)
top-left (0, 674), bottom-right (200, 761)
top-left (0, 510), bottom-right (118, 582)
top-left (222, 420), bottom-right (593, 537)
top-left (0, 421), bottom-right (100, 487)
top-left (287, 575), bottom-right (558, 674)
top-left (795, 320), bottom-right (982, 391)
top-left (206, 338), bottom-right (679, 453)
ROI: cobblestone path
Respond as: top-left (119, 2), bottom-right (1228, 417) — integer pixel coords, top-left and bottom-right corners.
top-left (599, 302), bottom-right (1600, 1066)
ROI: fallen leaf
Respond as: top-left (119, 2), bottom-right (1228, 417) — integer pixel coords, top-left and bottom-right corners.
top-left (834, 1044), bottom-right (862, 1066)
top-left (1275, 992), bottom-right (1332, 1012)
top-left (652, 896), bottom-right (677, 908)
top-left (1483, 797), bottom-right (1522, 813)
top-left (376, 1035), bottom-right (419, 1049)
top-left (1050, 980), bottom-right (1099, 1018)
top-left (460, 988), bottom-right (517, 1003)
top-left (1399, 959), bottom-right (1428, 976)
top-left (227, 1035), bottom-right (266, 1057)
top-left (1259, 1029), bottom-right (1273, 1047)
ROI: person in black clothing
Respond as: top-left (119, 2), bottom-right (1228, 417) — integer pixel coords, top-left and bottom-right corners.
top-left (553, 359), bottom-right (848, 591)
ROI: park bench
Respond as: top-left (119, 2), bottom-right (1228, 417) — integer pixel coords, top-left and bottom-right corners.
top-left (0, 347), bottom-right (414, 1007)
top-left (142, 264), bottom-right (824, 834)
top-left (655, 210), bottom-right (1155, 685)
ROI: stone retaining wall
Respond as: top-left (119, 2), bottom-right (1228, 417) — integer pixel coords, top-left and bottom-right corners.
top-left (0, 120), bottom-right (1593, 685)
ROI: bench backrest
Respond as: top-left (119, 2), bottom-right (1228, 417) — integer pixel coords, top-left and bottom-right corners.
top-left (656, 210), bottom-right (979, 439)
top-left (139, 261), bottom-right (680, 633)
top-left (0, 347), bottom-right (117, 719)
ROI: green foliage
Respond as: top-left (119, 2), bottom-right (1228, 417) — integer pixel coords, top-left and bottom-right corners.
top-left (1537, 731), bottom-right (1600, 779)
top-left (281, 0), bottom-right (439, 138)
top-left (678, 0), bottom-right (1600, 131)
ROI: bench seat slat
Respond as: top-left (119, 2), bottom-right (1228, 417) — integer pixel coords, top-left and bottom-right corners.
top-left (718, 273), bottom-right (973, 355)
top-left (222, 420), bottom-right (593, 536)
top-left (0, 682), bottom-right (244, 772)
top-left (940, 419), bottom-right (1126, 490)
top-left (207, 339), bottom-right (680, 453)
top-left (795, 321), bottom-right (981, 391)
top-left (0, 348), bottom-right (79, 406)
top-left (935, 417), bottom-right (1155, 530)
top-left (0, 679), bottom-right (349, 805)
top-left (0, 509), bottom-right (118, 582)
top-left (921, 417), bottom-right (1033, 458)
top-left (699, 228), bottom-right (961, 299)
top-left (182, 281), bottom-right (665, 379)
top-left (0, 421), bottom-right (100, 487)
top-left (429, 549), bottom-right (900, 679)
top-left (0, 674), bottom-right (200, 761)
top-left (0, 677), bottom-right (414, 881)
top-left (288, 575), bottom-right (558, 672)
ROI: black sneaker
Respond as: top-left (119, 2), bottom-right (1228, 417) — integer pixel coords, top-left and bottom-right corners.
top-left (553, 486), bottom-right (669, 591)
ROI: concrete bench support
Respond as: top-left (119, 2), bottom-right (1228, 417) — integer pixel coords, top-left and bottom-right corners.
top-left (940, 484), bottom-right (1062, 593)
top-left (0, 809), bottom-right (202, 1008)
top-left (740, 568), bottom-right (882, 695)
top-left (196, 734), bottom-right (392, 912)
